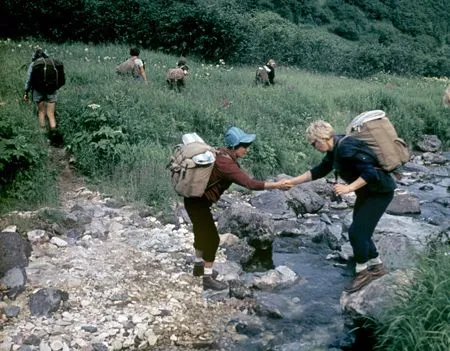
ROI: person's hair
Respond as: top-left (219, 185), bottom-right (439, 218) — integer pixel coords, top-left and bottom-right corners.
top-left (230, 142), bottom-right (252, 150)
top-left (267, 59), bottom-right (276, 66)
top-left (177, 57), bottom-right (187, 67)
top-left (32, 48), bottom-right (48, 61)
top-left (130, 47), bottom-right (140, 56)
top-left (306, 120), bottom-right (334, 143)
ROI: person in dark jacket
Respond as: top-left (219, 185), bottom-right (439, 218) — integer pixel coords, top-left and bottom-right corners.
top-left (184, 126), bottom-right (290, 291)
top-left (23, 48), bottom-right (58, 130)
top-left (284, 120), bottom-right (396, 293)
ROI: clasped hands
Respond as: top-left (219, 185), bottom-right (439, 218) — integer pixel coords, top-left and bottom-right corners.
top-left (273, 179), bottom-right (353, 196)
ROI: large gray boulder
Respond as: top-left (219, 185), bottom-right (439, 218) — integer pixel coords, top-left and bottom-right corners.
top-left (0, 231), bottom-right (31, 277)
top-left (217, 202), bottom-right (275, 243)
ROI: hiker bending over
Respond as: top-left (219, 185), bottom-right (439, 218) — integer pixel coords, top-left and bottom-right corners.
top-left (255, 59), bottom-right (276, 86)
top-left (184, 126), bottom-right (290, 291)
top-left (283, 120), bottom-right (395, 293)
top-left (23, 48), bottom-right (58, 130)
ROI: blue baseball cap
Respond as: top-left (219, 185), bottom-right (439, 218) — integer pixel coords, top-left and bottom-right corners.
top-left (225, 127), bottom-right (256, 148)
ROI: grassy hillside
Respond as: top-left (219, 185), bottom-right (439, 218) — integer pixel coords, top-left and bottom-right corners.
top-left (0, 39), bottom-right (449, 212)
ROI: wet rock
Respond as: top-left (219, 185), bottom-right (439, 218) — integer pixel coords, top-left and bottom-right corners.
top-left (415, 134), bottom-right (442, 152)
top-left (285, 186), bottom-right (325, 215)
top-left (386, 192), bottom-right (421, 215)
top-left (250, 190), bottom-right (296, 219)
top-left (217, 202), bottom-right (275, 242)
top-left (341, 270), bottom-right (412, 325)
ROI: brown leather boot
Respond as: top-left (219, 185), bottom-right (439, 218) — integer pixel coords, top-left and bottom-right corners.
top-left (368, 263), bottom-right (388, 277)
top-left (344, 269), bottom-right (376, 293)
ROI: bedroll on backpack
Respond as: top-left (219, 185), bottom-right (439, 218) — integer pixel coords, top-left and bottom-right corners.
top-left (31, 58), bottom-right (65, 93)
top-left (167, 137), bottom-right (217, 197)
top-left (345, 110), bottom-right (409, 172)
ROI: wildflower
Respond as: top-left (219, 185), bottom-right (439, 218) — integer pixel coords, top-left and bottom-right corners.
top-left (219, 59), bottom-right (225, 65)
top-left (84, 48), bottom-right (89, 52)
top-left (17, 44), bottom-right (22, 48)
top-left (88, 104), bottom-right (101, 110)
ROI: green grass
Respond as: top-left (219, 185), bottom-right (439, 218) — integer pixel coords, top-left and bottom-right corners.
top-left (0, 39), bottom-right (449, 212)
top-left (374, 245), bottom-right (450, 351)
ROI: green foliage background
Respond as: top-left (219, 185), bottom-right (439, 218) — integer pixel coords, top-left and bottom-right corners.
top-left (0, 0), bottom-right (449, 77)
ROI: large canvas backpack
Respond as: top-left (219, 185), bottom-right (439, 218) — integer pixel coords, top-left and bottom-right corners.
top-left (30, 58), bottom-right (65, 93)
top-left (167, 134), bottom-right (217, 197)
top-left (116, 58), bottom-right (136, 74)
top-left (345, 110), bottom-right (409, 172)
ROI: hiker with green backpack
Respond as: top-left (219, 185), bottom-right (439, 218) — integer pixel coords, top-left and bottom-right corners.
top-left (180, 127), bottom-right (291, 291)
top-left (283, 115), bottom-right (408, 293)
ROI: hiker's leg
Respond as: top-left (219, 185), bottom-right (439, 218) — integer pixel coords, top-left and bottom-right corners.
top-left (46, 102), bottom-right (56, 129)
top-left (37, 101), bottom-right (46, 128)
top-left (348, 191), bottom-right (393, 264)
top-left (46, 92), bottom-right (57, 129)
top-left (184, 197), bottom-right (219, 264)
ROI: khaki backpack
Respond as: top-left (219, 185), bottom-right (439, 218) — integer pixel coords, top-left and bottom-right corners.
top-left (345, 110), bottom-right (409, 172)
top-left (116, 58), bottom-right (136, 74)
top-left (167, 135), bottom-right (217, 197)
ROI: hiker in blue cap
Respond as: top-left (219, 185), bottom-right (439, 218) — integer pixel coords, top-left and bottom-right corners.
top-left (184, 126), bottom-right (290, 290)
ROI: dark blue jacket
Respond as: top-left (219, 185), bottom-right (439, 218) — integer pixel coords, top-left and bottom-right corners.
top-left (310, 135), bottom-right (396, 193)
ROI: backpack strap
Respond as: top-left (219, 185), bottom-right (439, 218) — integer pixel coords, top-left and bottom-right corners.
top-left (204, 150), bottom-right (231, 190)
top-left (333, 135), bottom-right (348, 181)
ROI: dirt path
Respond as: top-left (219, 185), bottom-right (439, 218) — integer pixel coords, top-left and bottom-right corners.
top-left (49, 146), bottom-right (86, 205)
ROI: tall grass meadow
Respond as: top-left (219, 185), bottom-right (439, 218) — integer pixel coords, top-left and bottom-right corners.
top-left (0, 39), bottom-right (449, 212)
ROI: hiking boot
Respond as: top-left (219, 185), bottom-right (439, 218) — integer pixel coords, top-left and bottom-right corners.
top-left (368, 263), bottom-right (388, 278)
top-left (203, 275), bottom-right (228, 291)
top-left (193, 262), bottom-right (218, 279)
top-left (344, 269), bottom-right (376, 293)
top-left (193, 262), bottom-right (204, 277)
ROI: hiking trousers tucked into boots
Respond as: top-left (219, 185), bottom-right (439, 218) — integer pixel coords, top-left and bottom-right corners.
top-left (184, 196), bottom-right (220, 263)
top-left (348, 190), bottom-right (394, 264)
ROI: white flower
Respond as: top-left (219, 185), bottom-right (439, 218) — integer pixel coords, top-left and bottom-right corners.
top-left (84, 48), bottom-right (89, 52)
top-left (88, 104), bottom-right (101, 109)
top-left (17, 44), bottom-right (22, 48)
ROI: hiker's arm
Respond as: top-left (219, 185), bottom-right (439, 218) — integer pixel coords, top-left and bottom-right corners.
top-left (23, 64), bottom-right (33, 101)
top-left (139, 66), bottom-right (148, 83)
top-left (334, 177), bottom-right (367, 195)
top-left (284, 171), bottom-right (312, 187)
top-left (264, 180), bottom-right (291, 190)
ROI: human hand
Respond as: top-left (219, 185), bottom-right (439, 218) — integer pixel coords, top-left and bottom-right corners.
top-left (333, 183), bottom-right (352, 196)
top-left (278, 179), bottom-right (294, 190)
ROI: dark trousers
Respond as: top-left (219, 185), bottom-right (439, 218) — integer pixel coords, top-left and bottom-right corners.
top-left (184, 197), bottom-right (220, 262)
top-left (348, 190), bottom-right (394, 264)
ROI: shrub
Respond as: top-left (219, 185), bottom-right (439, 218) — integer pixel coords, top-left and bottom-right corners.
top-left (375, 245), bottom-right (450, 351)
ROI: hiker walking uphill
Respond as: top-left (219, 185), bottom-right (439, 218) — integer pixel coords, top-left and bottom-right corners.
top-left (23, 48), bottom-right (65, 135)
top-left (116, 47), bottom-right (148, 84)
top-left (283, 120), bottom-right (396, 293)
top-left (183, 127), bottom-right (290, 291)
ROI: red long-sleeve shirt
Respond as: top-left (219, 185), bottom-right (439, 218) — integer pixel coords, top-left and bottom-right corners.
top-left (203, 148), bottom-right (265, 203)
